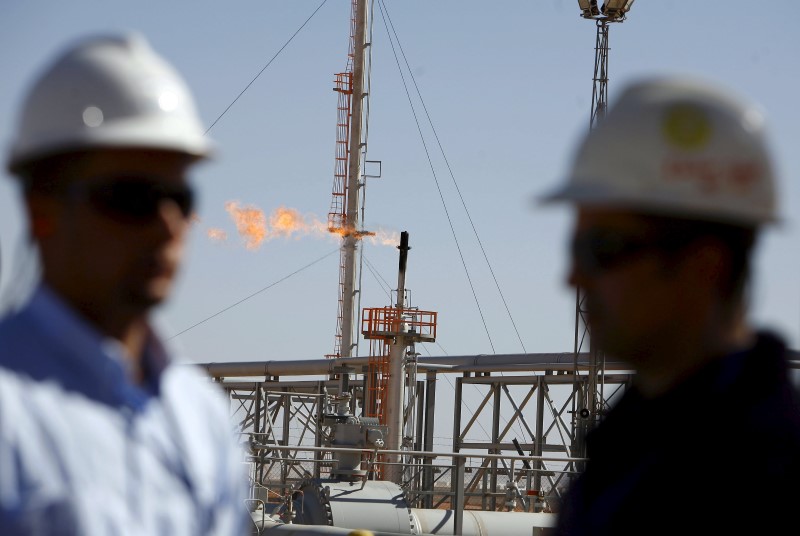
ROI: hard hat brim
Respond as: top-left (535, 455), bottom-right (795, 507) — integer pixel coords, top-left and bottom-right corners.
top-left (536, 177), bottom-right (778, 228)
top-left (8, 114), bottom-right (213, 173)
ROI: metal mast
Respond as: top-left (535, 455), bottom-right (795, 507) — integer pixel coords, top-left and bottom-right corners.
top-left (328, 0), bottom-right (372, 359)
top-left (572, 0), bottom-right (634, 461)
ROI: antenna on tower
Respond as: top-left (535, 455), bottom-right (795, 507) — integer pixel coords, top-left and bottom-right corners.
top-left (571, 0), bottom-right (635, 464)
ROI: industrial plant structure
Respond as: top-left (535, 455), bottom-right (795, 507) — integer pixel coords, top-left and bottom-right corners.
top-left (200, 2), bottom-right (642, 535)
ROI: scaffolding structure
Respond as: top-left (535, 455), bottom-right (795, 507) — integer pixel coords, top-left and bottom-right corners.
top-left (207, 354), bottom-right (635, 513)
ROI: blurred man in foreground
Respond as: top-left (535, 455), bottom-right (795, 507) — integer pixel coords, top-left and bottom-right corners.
top-left (541, 77), bottom-right (800, 535)
top-left (0, 34), bottom-right (248, 534)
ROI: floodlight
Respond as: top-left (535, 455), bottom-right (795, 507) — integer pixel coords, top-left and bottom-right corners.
top-left (577, 0), bottom-right (600, 17)
top-left (601, 0), bottom-right (635, 18)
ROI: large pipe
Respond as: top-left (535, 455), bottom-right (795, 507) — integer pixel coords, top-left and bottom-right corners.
top-left (259, 523), bottom-right (417, 536)
top-left (259, 511), bottom-right (557, 536)
top-left (257, 513), bottom-right (556, 536)
top-left (385, 232), bottom-right (410, 481)
top-left (410, 509), bottom-right (556, 536)
top-left (254, 487), bottom-right (557, 536)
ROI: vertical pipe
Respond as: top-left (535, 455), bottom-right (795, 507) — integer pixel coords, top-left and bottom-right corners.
top-left (534, 377), bottom-right (546, 512)
top-left (385, 232), bottom-right (410, 483)
top-left (452, 377), bottom-right (463, 454)
top-left (282, 390), bottom-right (291, 493)
top-left (490, 382), bottom-right (501, 511)
top-left (414, 380), bottom-right (424, 452)
top-left (452, 376), bottom-right (463, 512)
top-left (340, 0), bottom-right (370, 358)
top-left (314, 382), bottom-right (324, 480)
top-left (453, 456), bottom-right (466, 536)
top-left (360, 366), bottom-right (368, 417)
top-left (422, 370), bottom-right (437, 509)
top-left (413, 379), bottom-right (425, 503)
top-left (255, 384), bottom-right (263, 486)
top-left (481, 468), bottom-right (488, 511)
top-left (395, 231), bottom-right (409, 309)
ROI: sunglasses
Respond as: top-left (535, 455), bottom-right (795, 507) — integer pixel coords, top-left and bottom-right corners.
top-left (64, 176), bottom-right (195, 223)
top-left (570, 229), bottom-right (677, 275)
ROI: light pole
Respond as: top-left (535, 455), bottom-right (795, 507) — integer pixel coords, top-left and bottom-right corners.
top-left (571, 0), bottom-right (635, 465)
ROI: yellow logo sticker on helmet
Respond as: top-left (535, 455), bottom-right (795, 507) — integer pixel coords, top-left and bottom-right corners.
top-left (662, 104), bottom-right (712, 150)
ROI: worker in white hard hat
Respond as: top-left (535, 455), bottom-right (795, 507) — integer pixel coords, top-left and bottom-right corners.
top-left (0, 34), bottom-right (249, 535)
top-left (541, 77), bottom-right (800, 535)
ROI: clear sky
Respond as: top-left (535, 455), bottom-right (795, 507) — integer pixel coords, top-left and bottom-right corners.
top-left (1, 0), bottom-right (798, 366)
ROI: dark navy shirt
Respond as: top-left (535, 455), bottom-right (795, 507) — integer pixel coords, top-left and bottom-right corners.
top-left (555, 331), bottom-right (800, 535)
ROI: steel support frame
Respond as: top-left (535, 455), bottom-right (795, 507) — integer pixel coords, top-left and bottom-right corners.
top-left (451, 371), bottom-right (630, 510)
top-left (224, 379), bottom-right (364, 497)
top-left (215, 364), bottom-right (633, 512)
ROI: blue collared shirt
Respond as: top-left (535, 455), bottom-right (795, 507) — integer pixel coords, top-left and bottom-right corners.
top-left (0, 285), bottom-right (250, 535)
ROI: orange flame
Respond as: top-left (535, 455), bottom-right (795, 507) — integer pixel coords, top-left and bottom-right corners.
top-left (213, 201), bottom-right (399, 250)
top-left (269, 206), bottom-right (328, 239)
top-left (225, 201), bottom-right (267, 250)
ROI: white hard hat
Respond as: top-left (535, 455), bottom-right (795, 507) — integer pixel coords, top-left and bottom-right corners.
top-left (7, 33), bottom-right (212, 173)
top-left (540, 76), bottom-right (777, 226)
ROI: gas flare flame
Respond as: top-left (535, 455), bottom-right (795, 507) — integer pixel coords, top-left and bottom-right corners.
top-left (269, 206), bottom-right (328, 239)
top-left (225, 201), bottom-right (267, 250)
top-left (210, 201), bottom-right (399, 250)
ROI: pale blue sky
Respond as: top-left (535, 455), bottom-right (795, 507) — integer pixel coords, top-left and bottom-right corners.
top-left (0, 0), bottom-right (798, 365)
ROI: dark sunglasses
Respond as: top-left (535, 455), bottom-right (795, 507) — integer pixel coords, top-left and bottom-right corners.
top-left (570, 229), bottom-right (676, 275)
top-left (65, 176), bottom-right (195, 223)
